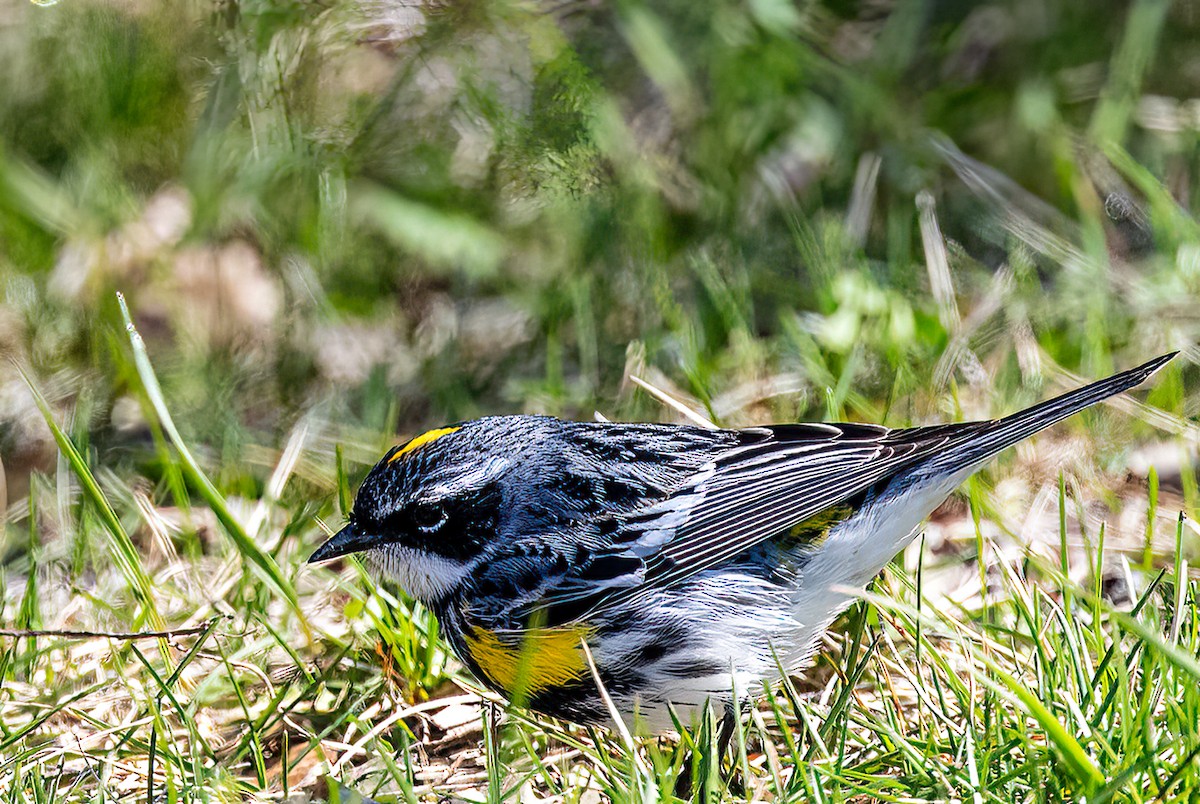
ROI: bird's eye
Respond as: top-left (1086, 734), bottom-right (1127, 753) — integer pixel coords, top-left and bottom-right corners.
top-left (412, 502), bottom-right (447, 533)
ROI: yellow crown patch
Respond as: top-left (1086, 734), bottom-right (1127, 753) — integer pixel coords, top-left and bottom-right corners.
top-left (388, 426), bottom-right (461, 463)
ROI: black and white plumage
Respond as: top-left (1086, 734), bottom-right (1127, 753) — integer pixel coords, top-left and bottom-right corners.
top-left (310, 353), bottom-right (1174, 730)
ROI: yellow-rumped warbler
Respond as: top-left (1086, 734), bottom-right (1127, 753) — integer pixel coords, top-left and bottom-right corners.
top-left (310, 354), bottom-right (1173, 731)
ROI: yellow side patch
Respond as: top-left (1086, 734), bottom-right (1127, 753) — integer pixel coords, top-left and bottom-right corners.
top-left (388, 426), bottom-right (461, 463)
top-left (464, 625), bottom-right (593, 695)
top-left (788, 504), bottom-right (854, 543)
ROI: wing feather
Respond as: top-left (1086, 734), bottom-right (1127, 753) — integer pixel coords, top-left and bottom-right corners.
top-left (524, 421), bottom-right (986, 624)
top-left (478, 355), bottom-right (1175, 628)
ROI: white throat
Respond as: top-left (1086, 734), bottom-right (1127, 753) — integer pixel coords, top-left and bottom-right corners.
top-left (366, 545), bottom-right (470, 603)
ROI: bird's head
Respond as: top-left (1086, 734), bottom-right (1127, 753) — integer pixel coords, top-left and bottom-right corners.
top-left (308, 420), bottom-right (522, 603)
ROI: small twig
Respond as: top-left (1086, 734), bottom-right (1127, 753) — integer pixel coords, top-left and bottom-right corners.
top-left (0, 616), bottom-right (227, 641)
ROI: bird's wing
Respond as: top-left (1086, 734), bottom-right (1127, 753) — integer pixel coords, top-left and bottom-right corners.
top-left (504, 353), bottom-right (1176, 628)
top-left (521, 420), bottom-right (986, 625)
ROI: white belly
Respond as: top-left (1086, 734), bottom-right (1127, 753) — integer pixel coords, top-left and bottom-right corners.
top-left (602, 465), bottom-right (968, 732)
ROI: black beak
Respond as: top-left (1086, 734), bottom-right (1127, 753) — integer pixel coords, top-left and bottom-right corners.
top-left (308, 522), bottom-right (375, 564)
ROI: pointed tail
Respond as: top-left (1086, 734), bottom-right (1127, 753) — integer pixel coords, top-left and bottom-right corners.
top-left (928, 352), bottom-right (1176, 474)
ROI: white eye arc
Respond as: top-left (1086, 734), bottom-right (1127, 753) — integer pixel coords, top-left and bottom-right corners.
top-left (413, 502), bottom-right (448, 533)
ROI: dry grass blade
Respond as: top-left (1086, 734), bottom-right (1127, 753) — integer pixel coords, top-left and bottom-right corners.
top-left (628, 375), bottom-right (717, 429)
top-left (0, 617), bottom-right (223, 640)
top-left (917, 190), bottom-right (961, 334)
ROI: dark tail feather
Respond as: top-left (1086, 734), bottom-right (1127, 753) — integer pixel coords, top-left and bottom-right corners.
top-left (931, 352), bottom-right (1176, 473)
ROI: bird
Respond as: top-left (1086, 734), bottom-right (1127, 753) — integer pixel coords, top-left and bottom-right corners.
top-left (309, 353), bottom-right (1174, 733)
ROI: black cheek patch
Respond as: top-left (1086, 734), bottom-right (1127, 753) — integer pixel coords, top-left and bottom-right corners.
top-left (414, 482), bottom-right (504, 562)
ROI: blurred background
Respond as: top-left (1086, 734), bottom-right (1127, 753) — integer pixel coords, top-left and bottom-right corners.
top-left (3, 0), bottom-right (1198, 511)
top-left (2, 0), bottom-right (1199, 591)
top-left (2, 0), bottom-right (1198, 498)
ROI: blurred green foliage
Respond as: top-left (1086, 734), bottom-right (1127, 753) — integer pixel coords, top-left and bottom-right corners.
top-left (0, 0), bottom-right (1196, 490)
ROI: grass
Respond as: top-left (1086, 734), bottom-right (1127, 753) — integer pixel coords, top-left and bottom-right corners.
top-left (1, 326), bottom-right (1196, 801)
top-left (3, 0), bottom-right (1200, 800)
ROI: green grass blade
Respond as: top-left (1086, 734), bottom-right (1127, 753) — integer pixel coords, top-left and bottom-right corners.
top-left (16, 364), bottom-right (164, 632)
top-left (976, 659), bottom-right (1105, 790)
top-left (115, 293), bottom-right (306, 625)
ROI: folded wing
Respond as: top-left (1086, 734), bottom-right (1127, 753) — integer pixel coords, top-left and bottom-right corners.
top-left (489, 351), bottom-right (1174, 629)
top-left (518, 420), bottom-right (985, 626)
